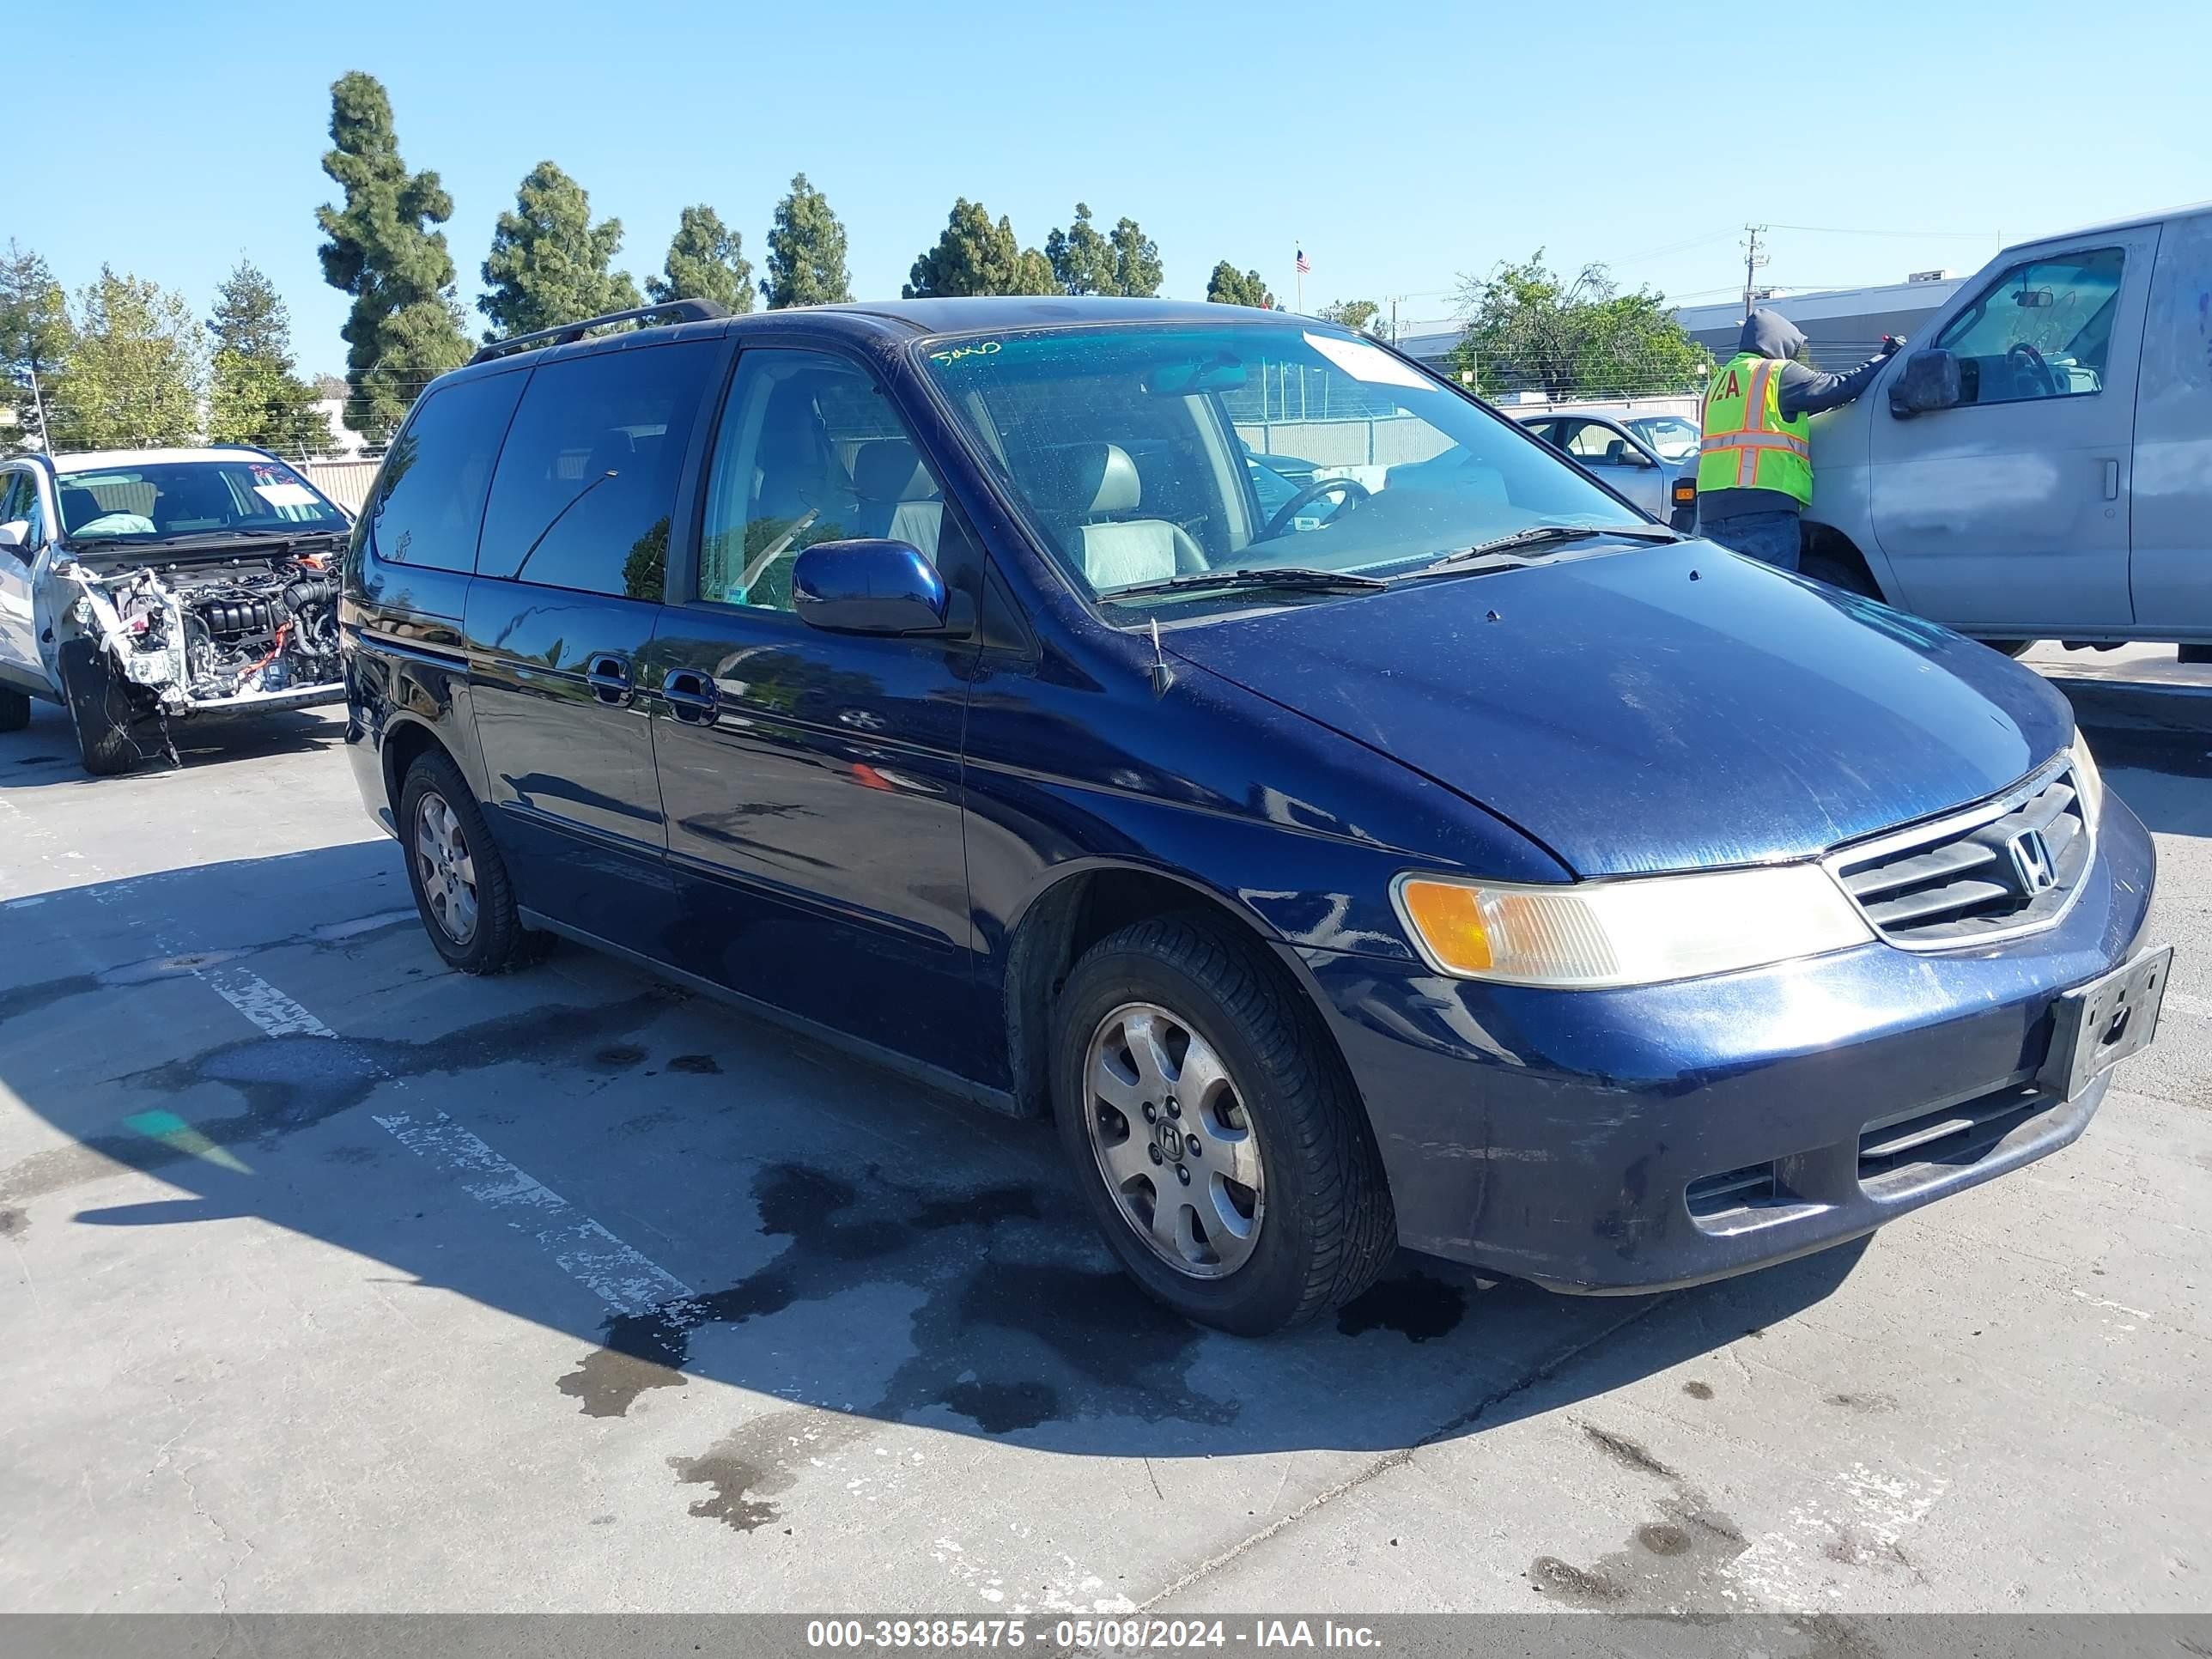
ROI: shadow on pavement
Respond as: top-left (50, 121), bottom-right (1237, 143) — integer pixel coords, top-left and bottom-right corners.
top-left (0, 842), bottom-right (1865, 1490)
top-left (0, 698), bottom-right (343, 787)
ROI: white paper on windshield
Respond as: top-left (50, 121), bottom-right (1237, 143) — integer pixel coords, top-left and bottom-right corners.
top-left (253, 483), bottom-right (319, 508)
top-left (1303, 331), bottom-right (1430, 390)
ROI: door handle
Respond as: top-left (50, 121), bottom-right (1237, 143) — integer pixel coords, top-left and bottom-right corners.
top-left (662, 667), bottom-right (720, 723)
top-left (585, 653), bottom-right (633, 707)
top-left (2101, 459), bottom-right (2120, 501)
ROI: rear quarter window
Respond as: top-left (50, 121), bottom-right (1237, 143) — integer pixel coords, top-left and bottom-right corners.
top-left (370, 371), bottom-right (527, 571)
top-left (475, 341), bottom-right (718, 600)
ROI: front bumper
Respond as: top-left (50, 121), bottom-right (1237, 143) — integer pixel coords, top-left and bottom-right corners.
top-left (1301, 794), bottom-right (2160, 1292)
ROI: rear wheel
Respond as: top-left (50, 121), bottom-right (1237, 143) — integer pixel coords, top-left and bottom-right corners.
top-left (398, 750), bottom-right (546, 975)
top-left (2180, 644), bottom-right (2212, 665)
top-left (57, 639), bottom-right (143, 776)
top-left (1979, 640), bottom-right (2035, 659)
top-left (1799, 551), bottom-right (1878, 599)
top-left (0, 687), bottom-right (29, 733)
top-left (1049, 915), bottom-right (1395, 1335)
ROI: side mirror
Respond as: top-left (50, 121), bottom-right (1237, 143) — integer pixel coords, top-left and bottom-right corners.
top-left (1889, 349), bottom-right (1962, 417)
top-left (792, 539), bottom-right (950, 635)
top-left (0, 520), bottom-right (27, 551)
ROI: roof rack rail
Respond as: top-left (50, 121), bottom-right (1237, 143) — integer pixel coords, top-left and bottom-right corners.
top-left (467, 298), bottom-right (732, 367)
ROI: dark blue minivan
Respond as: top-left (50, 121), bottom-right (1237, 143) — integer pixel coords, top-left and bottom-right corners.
top-left (341, 296), bottom-right (2170, 1334)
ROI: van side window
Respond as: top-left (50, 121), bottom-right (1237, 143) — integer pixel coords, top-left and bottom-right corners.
top-left (1934, 248), bottom-right (2124, 406)
top-left (477, 342), bottom-right (717, 599)
top-left (369, 371), bottom-right (526, 570)
top-left (697, 349), bottom-right (948, 611)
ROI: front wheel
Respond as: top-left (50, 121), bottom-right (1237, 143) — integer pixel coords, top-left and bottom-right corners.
top-left (57, 639), bottom-right (144, 775)
top-left (1049, 915), bottom-right (1395, 1334)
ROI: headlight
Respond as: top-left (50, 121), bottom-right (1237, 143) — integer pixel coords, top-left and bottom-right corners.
top-left (1393, 864), bottom-right (1873, 989)
top-left (2070, 737), bottom-right (2104, 829)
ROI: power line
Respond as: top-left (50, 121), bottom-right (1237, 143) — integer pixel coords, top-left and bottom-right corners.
top-left (1768, 222), bottom-right (1998, 240)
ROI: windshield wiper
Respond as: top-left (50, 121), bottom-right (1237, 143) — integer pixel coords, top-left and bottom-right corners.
top-left (1102, 566), bottom-right (1389, 603)
top-left (1415, 523), bottom-right (1680, 577)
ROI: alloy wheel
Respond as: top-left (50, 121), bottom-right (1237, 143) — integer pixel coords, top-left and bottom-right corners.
top-left (413, 792), bottom-right (480, 947)
top-left (1082, 1001), bottom-right (1265, 1279)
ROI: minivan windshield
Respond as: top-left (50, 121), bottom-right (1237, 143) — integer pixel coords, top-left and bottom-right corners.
top-left (56, 458), bottom-right (349, 543)
top-left (920, 322), bottom-right (1646, 606)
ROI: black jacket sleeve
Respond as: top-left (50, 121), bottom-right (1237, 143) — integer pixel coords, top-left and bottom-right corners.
top-left (1776, 350), bottom-right (1892, 419)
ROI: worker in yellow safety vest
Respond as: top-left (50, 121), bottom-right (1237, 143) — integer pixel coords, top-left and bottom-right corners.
top-left (1695, 309), bottom-right (1900, 570)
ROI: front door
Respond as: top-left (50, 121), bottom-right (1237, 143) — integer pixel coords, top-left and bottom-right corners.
top-left (0, 470), bottom-right (47, 682)
top-left (465, 336), bottom-right (725, 947)
top-left (643, 344), bottom-right (984, 1075)
top-left (1869, 229), bottom-right (2161, 631)
top-left (1554, 418), bottom-right (1667, 516)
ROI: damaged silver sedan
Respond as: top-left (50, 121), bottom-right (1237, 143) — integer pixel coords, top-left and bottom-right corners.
top-left (0, 447), bottom-right (351, 775)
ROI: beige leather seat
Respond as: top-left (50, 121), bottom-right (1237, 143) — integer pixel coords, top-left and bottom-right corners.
top-left (1042, 443), bottom-right (1205, 588)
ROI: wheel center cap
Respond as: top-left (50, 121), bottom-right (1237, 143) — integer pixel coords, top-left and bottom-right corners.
top-left (1153, 1119), bottom-right (1185, 1165)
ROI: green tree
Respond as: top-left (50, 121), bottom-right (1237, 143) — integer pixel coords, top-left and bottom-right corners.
top-left (48, 269), bottom-right (206, 451)
top-left (646, 205), bottom-right (755, 313)
top-left (903, 199), bottom-right (1059, 298)
top-left (0, 243), bottom-right (72, 454)
top-left (760, 173), bottom-right (853, 309)
top-left (1205, 263), bottom-right (1273, 308)
top-left (1045, 204), bottom-right (1162, 296)
top-left (316, 72), bottom-right (471, 446)
top-left (206, 261), bottom-right (336, 457)
top-left (1316, 299), bottom-right (1380, 334)
top-left (1452, 252), bottom-right (1706, 399)
top-left (478, 161), bottom-right (641, 342)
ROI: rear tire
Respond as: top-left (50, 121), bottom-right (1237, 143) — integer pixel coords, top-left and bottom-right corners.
top-left (1048, 914), bottom-right (1395, 1335)
top-left (0, 687), bottom-right (29, 733)
top-left (398, 750), bottom-right (548, 975)
top-left (1979, 639), bottom-right (2035, 659)
top-left (57, 639), bottom-right (143, 776)
top-left (1799, 552), bottom-right (1878, 599)
top-left (2180, 644), bottom-right (2212, 665)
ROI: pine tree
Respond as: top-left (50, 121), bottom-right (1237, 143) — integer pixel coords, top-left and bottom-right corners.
top-left (903, 199), bottom-right (1058, 298)
top-left (479, 161), bottom-right (641, 341)
top-left (1047, 205), bottom-right (1160, 297)
top-left (1205, 263), bottom-right (1274, 309)
top-left (315, 71), bottom-right (472, 445)
top-left (48, 269), bottom-right (205, 451)
top-left (760, 174), bottom-right (853, 309)
top-left (207, 261), bottom-right (336, 457)
top-left (0, 243), bottom-right (71, 454)
top-left (646, 205), bottom-right (755, 313)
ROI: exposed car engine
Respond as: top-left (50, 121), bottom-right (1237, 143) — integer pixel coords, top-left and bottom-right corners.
top-left (56, 547), bottom-right (347, 713)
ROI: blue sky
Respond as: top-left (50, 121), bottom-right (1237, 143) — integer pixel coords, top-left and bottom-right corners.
top-left (19, 0), bottom-right (2209, 373)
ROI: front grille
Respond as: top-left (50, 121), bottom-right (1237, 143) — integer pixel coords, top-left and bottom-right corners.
top-left (1827, 759), bottom-right (2090, 947)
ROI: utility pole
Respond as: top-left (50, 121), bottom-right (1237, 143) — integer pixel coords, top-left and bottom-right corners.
top-left (1741, 223), bottom-right (1769, 319)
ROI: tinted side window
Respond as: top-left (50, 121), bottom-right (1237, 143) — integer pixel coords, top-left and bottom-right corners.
top-left (369, 371), bottom-right (526, 570)
top-left (477, 342), bottom-right (715, 600)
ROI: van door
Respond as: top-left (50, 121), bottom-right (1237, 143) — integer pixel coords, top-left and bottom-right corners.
top-left (2127, 212), bottom-right (2212, 631)
top-left (641, 343), bottom-right (985, 1076)
top-left (465, 337), bottom-right (724, 949)
top-left (1868, 228), bottom-right (2160, 632)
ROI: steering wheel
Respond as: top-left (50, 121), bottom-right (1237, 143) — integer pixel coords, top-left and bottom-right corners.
top-left (1261, 475), bottom-right (1371, 541)
top-left (2007, 341), bottom-right (2058, 398)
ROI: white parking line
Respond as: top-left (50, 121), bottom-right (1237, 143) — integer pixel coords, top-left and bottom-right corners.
top-left (185, 961), bottom-right (696, 1321)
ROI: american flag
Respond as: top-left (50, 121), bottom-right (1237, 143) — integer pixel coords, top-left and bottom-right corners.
top-left (1294, 247), bottom-right (1310, 274)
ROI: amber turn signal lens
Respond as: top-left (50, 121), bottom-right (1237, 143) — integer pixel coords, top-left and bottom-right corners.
top-left (1396, 878), bottom-right (1494, 973)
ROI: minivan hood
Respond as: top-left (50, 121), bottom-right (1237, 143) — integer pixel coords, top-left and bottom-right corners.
top-left (1165, 541), bottom-right (2075, 877)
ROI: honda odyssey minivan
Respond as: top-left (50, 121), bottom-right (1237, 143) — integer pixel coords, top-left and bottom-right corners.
top-left (341, 296), bottom-right (2170, 1334)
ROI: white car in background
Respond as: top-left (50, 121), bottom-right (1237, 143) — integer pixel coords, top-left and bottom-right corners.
top-left (0, 447), bottom-right (352, 775)
top-left (1516, 412), bottom-right (1700, 518)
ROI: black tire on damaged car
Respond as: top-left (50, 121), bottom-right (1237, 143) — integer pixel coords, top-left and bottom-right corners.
top-left (0, 687), bottom-right (30, 733)
top-left (397, 748), bottom-right (550, 975)
top-left (57, 638), bottom-right (146, 776)
top-left (1048, 911), bottom-right (1396, 1335)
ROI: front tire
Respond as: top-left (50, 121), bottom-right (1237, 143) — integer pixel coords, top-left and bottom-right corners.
top-left (1049, 915), bottom-right (1395, 1334)
top-left (57, 639), bottom-right (143, 775)
top-left (398, 750), bottom-right (545, 975)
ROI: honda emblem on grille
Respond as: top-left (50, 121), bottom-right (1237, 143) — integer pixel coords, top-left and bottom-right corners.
top-left (2007, 828), bottom-right (2057, 893)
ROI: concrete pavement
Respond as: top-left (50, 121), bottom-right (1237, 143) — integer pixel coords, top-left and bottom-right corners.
top-left (0, 691), bottom-right (2204, 1619)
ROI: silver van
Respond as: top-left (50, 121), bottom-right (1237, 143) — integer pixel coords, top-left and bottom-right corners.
top-left (1761, 204), bottom-right (2211, 656)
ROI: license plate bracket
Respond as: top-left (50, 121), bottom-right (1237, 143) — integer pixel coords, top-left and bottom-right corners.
top-left (2038, 945), bottom-right (2174, 1100)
